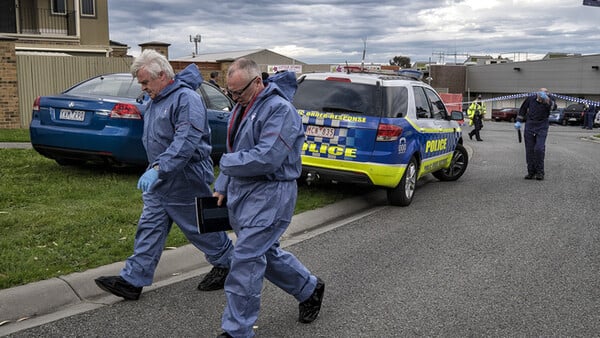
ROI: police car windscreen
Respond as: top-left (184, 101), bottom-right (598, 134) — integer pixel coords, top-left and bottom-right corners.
top-left (294, 80), bottom-right (379, 116)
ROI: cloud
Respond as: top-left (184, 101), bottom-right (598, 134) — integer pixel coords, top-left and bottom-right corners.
top-left (108, 0), bottom-right (600, 64)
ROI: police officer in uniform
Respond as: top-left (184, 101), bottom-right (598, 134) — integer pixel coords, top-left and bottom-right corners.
top-left (467, 95), bottom-right (486, 141)
top-left (514, 88), bottom-right (557, 181)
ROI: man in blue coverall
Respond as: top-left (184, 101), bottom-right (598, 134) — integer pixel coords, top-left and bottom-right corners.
top-left (583, 103), bottom-right (596, 130)
top-left (514, 88), bottom-right (557, 181)
top-left (213, 58), bottom-right (324, 338)
top-left (95, 49), bottom-right (233, 300)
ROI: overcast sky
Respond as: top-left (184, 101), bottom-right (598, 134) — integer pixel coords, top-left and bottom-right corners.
top-left (108, 0), bottom-right (600, 65)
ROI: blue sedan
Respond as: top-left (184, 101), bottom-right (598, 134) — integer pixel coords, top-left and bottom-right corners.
top-left (30, 73), bottom-right (233, 167)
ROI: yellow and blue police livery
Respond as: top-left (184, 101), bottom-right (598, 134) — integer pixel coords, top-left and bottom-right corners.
top-left (294, 70), bottom-right (468, 206)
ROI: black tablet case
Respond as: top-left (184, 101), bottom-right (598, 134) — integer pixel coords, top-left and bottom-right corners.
top-left (195, 196), bottom-right (232, 233)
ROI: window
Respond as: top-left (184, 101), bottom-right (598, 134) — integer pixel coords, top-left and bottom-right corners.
top-left (51, 0), bottom-right (67, 15)
top-left (199, 83), bottom-right (233, 112)
top-left (383, 87), bottom-right (408, 118)
top-left (413, 87), bottom-right (431, 119)
top-left (294, 80), bottom-right (379, 116)
top-left (80, 0), bottom-right (96, 17)
top-left (424, 88), bottom-right (448, 120)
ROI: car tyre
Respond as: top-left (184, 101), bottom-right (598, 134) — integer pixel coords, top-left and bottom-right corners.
top-left (387, 156), bottom-right (417, 207)
top-left (432, 144), bottom-right (469, 182)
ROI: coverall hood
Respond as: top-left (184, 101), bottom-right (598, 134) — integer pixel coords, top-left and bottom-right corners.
top-left (154, 64), bottom-right (203, 102)
top-left (265, 71), bottom-right (297, 102)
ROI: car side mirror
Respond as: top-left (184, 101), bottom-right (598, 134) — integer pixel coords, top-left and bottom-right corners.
top-left (450, 110), bottom-right (464, 121)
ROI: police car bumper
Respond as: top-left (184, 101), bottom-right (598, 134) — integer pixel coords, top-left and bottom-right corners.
top-left (301, 156), bottom-right (406, 188)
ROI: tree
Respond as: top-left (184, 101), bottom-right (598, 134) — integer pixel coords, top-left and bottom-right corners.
top-left (389, 56), bottom-right (411, 68)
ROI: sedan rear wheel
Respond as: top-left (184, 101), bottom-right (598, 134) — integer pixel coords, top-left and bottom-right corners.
top-left (387, 157), bottom-right (417, 207)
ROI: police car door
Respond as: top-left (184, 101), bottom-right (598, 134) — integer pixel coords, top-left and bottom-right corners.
top-left (412, 86), bottom-right (457, 175)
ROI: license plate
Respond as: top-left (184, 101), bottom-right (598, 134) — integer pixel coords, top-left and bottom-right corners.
top-left (59, 109), bottom-right (85, 121)
top-left (305, 125), bottom-right (335, 138)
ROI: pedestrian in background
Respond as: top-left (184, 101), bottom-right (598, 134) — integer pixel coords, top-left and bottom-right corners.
top-left (583, 102), bottom-right (596, 130)
top-left (209, 71), bottom-right (220, 87)
top-left (467, 95), bottom-right (486, 141)
top-left (94, 49), bottom-right (233, 300)
top-left (514, 88), bottom-right (557, 181)
top-left (214, 58), bottom-right (324, 338)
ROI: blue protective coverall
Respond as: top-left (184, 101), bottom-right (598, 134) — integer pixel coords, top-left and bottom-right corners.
top-left (214, 71), bottom-right (318, 337)
top-left (121, 64), bottom-right (233, 287)
top-left (584, 104), bottom-right (596, 129)
top-left (516, 93), bottom-right (557, 176)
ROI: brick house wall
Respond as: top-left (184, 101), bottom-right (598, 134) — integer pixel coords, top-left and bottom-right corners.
top-left (0, 37), bottom-right (20, 128)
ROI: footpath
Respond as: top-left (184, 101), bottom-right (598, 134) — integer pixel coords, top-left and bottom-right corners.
top-left (0, 178), bottom-right (387, 335)
top-left (0, 142), bottom-right (31, 149)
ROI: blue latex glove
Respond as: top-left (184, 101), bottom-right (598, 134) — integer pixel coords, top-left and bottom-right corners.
top-left (514, 121), bottom-right (521, 129)
top-left (137, 168), bottom-right (159, 192)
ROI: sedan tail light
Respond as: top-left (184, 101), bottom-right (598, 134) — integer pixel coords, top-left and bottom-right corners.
top-left (376, 123), bottom-right (402, 141)
top-left (32, 96), bottom-right (40, 111)
top-left (110, 103), bottom-right (142, 119)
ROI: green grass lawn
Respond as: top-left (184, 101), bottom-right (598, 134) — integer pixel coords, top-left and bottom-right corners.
top-left (0, 130), bottom-right (360, 289)
top-left (0, 128), bottom-right (30, 142)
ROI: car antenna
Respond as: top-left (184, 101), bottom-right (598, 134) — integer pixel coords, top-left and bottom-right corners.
top-left (361, 37), bottom-right (367, 72)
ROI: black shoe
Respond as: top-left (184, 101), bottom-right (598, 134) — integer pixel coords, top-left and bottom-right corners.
top-left (299, 277), bottom-right (325, 323)
top-left (197, 266), bottom-right (229, 291)
top-left (217, 332), bottom-right (232, 338)
top-left (476, 138), bottom-right (483, 141)
top-left (535, 173), bottom-right (544, 180)
top-left (469, 133), bottom-right (473, 140)
top-left (524, 174), bottom-right (535, 180)
top-left (94, 276), bottom-right (142, 300)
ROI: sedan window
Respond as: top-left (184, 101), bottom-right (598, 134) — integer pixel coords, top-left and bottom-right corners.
top-left (67, 75), bottom-right (142, 99)
top-left (199, 83), bottom-right (233, 111)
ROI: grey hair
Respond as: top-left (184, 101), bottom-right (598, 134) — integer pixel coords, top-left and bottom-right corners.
top-left (130, 49), bottom-right (174, 79)
top-left (228, 58), bottom-right (260, 81)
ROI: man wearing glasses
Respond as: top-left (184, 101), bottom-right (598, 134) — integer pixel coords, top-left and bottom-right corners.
top-left (213, 58), bottom-right (324, 337)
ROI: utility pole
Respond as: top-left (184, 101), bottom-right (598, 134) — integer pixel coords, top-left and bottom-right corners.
top-left (432, 51), bottom-right (469, 64)
top-left (189, 34), bottom-right (201, 56)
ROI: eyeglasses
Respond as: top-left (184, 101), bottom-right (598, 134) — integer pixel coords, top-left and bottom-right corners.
top-left (227, 76), bottom-right (258, 98)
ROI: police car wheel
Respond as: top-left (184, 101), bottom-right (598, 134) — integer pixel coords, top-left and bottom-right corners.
top-left (387, 157), bottom-right (417, 207)
top-left (432, 144), bottom-right (468, 182)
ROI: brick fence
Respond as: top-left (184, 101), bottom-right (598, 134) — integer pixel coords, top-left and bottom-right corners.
top-left (0, 37), bottom-right (20, 129)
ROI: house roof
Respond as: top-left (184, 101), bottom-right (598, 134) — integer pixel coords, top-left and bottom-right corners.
top-left (139, 41), bottom-right (171, 47)
top-left (110, 40), bottom-right (128, 47)
top-left (171, 48), bottom-right (267, 62)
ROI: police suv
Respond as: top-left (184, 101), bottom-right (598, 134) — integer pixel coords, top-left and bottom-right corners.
top-left (294, 69), bottom-right (468, 206)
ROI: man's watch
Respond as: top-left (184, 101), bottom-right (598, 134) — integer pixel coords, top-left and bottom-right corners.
top-left (153, 164), bottom-right (159, 171)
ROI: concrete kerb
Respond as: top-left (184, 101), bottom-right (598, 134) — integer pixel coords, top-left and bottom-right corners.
top-left (0, 142), bottom-right (32, 149)
top-left (0, 189), bottom-right (387, 334)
